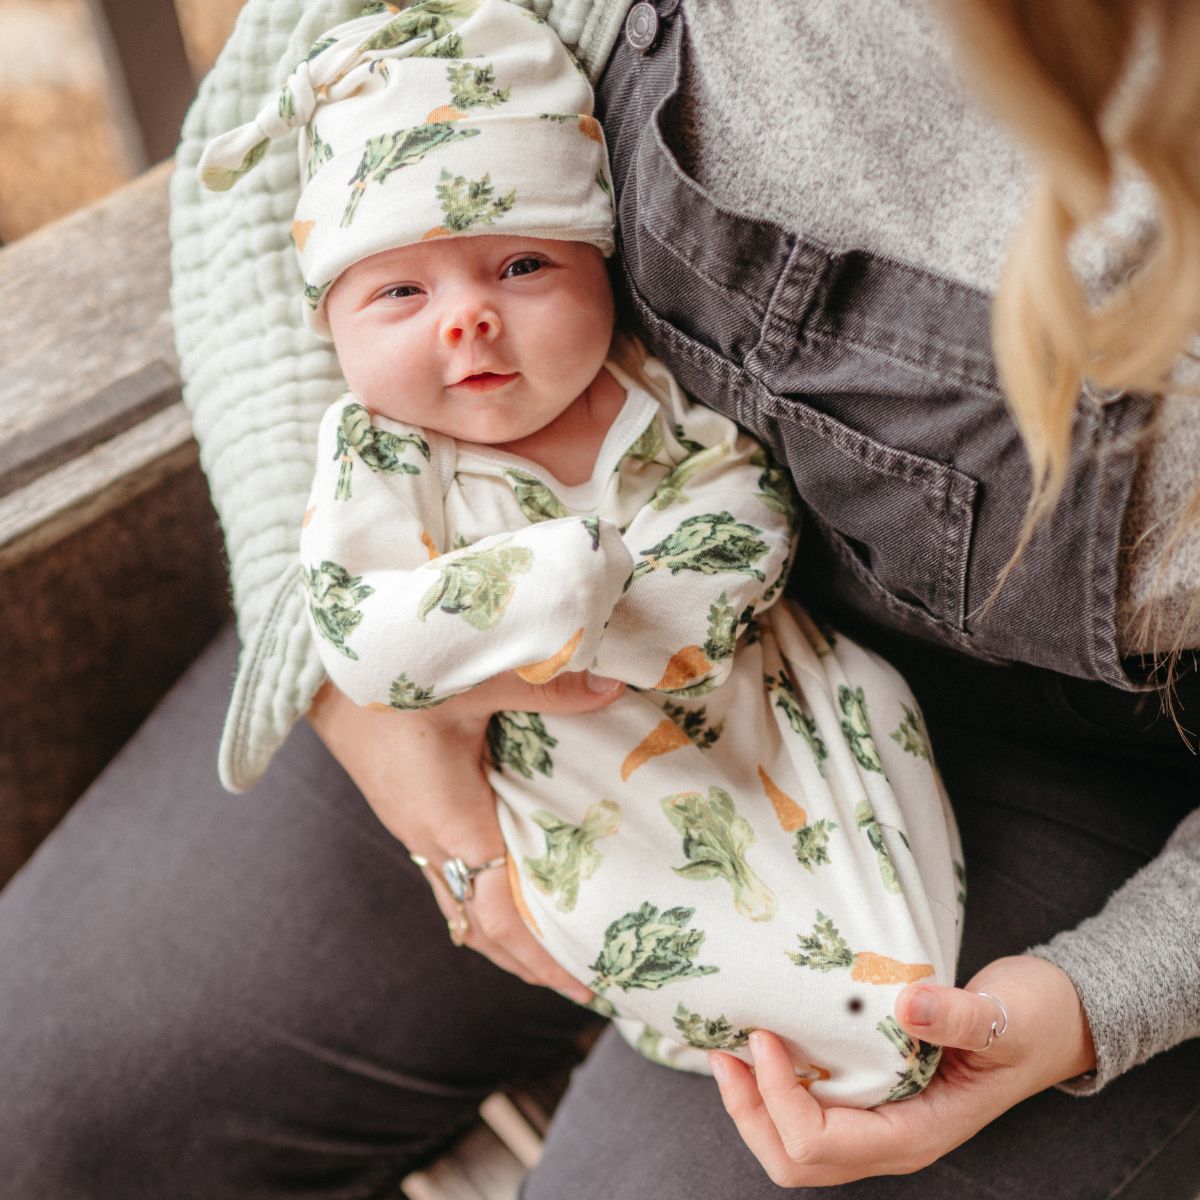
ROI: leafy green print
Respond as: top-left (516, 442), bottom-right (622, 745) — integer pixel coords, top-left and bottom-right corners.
top-left (878, 1016), bottom-right (942, 1102)
top-left (662, 787), bottom-right (777, 921)
top-left (584, 994), bottom-right (617, 1018)
top-left (504, 469), bottom-right (568, 522)
top-left (304, 561), bottom-right (373, 660)
top-left (581, 515), bottom-right (601, 550)
top-left (486, 710), bottom-right (557, 779)
top-left (785, 910), bottom-right (854, 971)
top-left (766, 670), bottom-right (827, 773)
top-left (306, 33), bottom-right (338, 61)
top-left (357, 0), bottom-right (477, 52)
top-left (434, 170), bottom-right (516, 233)
top-left (649, 444), bottom-right (730, 510)
top-left (702, 592), bottom-right (745, 663)
top-left (446, 61), bottom-right (510, 109)
top-left (200, 137), bottom-right (269, 191)
top-left (413, 32), bottom-right (462, 58)
top-left (523, 800), bottom-right (622, 913)
top-left (359, 1), bottom-right (398, 15)
top-left (417, 543), bottom-right (533, 629)
top-left (838, 685), bottom-right (886, 774)
top-left (334, 403), bottom-right (430, 500)
top-left (306, 126), bottom-right (334, 182)
top-left (953, 859), bottom-right (967, 910)
top-left (388, 673), bottom-right (442, 710)
top-left (342, 124), bottom-right (479, 226)
top-left (660, 702), bottom-right (723, 750)
top-left (750, 447), bottom-right (798, 522)
top-left (303, 280), bottom-right (331, 311)
top-left (623, 416), bottom-right (665, 465)
top-left (673, 1003), bottom-right (752, 1051)
top-left (632, 513), bottom-right (770, 581)
top-left (671, 423), bottom-right (706, 455)
top-left (856, 799), bottom-right (902, 895)
top-left (793, 818), bottom-right (838, 873)
top-left (634, 1026), bottom-right (674, 1065)
top-left (588, 902), bottom-right (718, 994)
top-left (890, 702), bottom-right (932, 762)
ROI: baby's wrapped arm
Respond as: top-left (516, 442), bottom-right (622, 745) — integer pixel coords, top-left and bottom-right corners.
top-left (591, 396), bottom-right (797, 692)
top-left (302, 399), bottom-right (633, 708)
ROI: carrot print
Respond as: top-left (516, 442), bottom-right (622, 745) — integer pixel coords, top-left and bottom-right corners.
top-left (507, 853), bottom-right (542, 937)
top-left (424, 104), bottom-right (467, 123)
top-left (291, 219), bottom-right (316, 251)
top-left (578, 114), bottom-right (603, 143)
top-left (516, 627), bottom-right (585, 684)
top-left (655, 645), bottom-right (712, 690)
top-left (420, 530), bottom-right (439, 559)
top-left (786, 911), bottom-right (932, 984)
top-left (621, 719), bottom-right (690, 780)
top-left (757, 765), bottom-right (806, 831)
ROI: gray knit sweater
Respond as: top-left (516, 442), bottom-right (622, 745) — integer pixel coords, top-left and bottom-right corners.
top-left (169, 0), bottom-right (1198, 1098)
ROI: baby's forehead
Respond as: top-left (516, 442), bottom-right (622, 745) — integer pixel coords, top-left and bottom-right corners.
top-left (340, 235), bottom-right (597, 282)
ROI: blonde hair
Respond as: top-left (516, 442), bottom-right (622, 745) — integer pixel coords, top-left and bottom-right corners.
top-left (938, 0), bottom-right (1200, 676)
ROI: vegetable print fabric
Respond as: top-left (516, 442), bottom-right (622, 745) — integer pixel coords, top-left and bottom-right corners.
top-left (300, 338), bottom-right (964, 1107)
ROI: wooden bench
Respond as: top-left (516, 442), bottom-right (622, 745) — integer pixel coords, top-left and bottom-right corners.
top-left (0, 163), bottom-right (569, 1199)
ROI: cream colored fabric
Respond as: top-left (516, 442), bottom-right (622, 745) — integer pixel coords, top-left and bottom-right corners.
top-left (302, 345), bottom-right (964, 1105)
top-left (198, 0), bottom-right (614, 334)
top-left (170, 0), bottom-right (627, 791)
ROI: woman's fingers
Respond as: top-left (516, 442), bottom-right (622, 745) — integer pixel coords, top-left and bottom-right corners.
top-left (895, 982), bottom-right (1015, 1059)
top-left (709, 1052), bottom-right (799, 1187)
top-left (456, 668), bottom-right (624, 719)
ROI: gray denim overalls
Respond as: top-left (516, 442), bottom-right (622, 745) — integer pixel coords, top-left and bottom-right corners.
top-left (596, 3), bottom-right (1154, 690)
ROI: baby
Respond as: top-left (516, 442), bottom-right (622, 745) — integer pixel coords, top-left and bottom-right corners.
top-left (200, 0), bottom-right (963, 1107)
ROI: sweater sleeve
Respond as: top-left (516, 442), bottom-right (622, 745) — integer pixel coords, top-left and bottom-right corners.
top-left (1028, 805), bottom-right (1200, 1095)
top-left (169, 0), bottom-right (625, 791)
top-left (301, 400), bottom-right (633, 707)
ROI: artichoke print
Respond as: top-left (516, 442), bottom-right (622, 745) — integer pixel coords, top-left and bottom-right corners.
top-left (447, 61), bottom-right (510, 109)
top-left (334, 403), bottom-right (430, 500)
top-left (750, 447), bottom-right (799, 522)
top-left (890, 702), bottom-right (932, 762)
top-left (673, 1003), bottom-right (752, 1051)
top-left (623, 416), bottom-right (665, 465)
top-left (417, 543), bottom-right (533, 629)
top-left (504, 469), bottom-right (568, 522)
top-left (523, 800), bottom-right (622, 913)
top-left (487, 710), bottom-right (557, 779)
top-left (200, 137), bottom-right (269, 191)
top-left (388, 673), bottom-right (442, 710)
top-left (703, 592), bottom-right (745, 664)
top-left (429, 169), bottom-right (517, 237)
top-left (766, 670), bottom-right (828, 773)
top-left (304, 561), bottom-right (374, 660)
top-left (662, 787), bottom-right (777, 922)
top-left (413, 32), bottom-right (463, 58)
top-left (588, 902), bottom-right (718, 995)
top-left (632, 512), bottom-right (770, 580)
top-left (856, 798), bottom-right (904, 894)
top-left (342, 124), bottom-right (479, 227)
top-left (878, 1016), bottom-right (942, 1102)
top-left (838, 685), bottom-right (886, 774)
top-left (303, 280), bottom-right (331, 311)
top-left (357, 0), bottom-right (477, 52)
top-left (792, 818), bottom-right (838, 874)
top-left (649, 444), bottom-right (730, 511)
top-left (660, 701), bottom-right (724, 750)
top-left (306, 126), bottom-right (334, 181)
top-left (786, 911), bottom-right (934, 984)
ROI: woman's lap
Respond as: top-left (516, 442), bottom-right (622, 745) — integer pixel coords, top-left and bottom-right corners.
top-left (0, 624), bottom-right (591, 1199)
top-left (1, 626), bottom-right (1196, 1198)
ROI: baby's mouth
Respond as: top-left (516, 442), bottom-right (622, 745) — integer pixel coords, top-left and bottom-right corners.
top-left (452, 371), bottom-right (518, 392)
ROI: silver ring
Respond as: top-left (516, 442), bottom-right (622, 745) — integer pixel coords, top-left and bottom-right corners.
top-left (441, 854), bottom-right (508, 902)
top-left (971, 991), bottom-right (1009, 1051)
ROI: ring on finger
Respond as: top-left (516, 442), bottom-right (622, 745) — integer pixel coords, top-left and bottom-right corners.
top-left (970, 991), bottom-right (1009, 1051)
top-left (441, 854), bottom-right (508, 902)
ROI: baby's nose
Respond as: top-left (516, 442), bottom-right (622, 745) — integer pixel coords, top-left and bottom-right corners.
top-left (441, 306), bottom-right (500, 346)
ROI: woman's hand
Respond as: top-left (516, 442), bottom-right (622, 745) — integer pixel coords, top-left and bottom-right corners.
top-left (709, 954), bottom-right (1096, 1187)
top-left (307, 669), bottom-right (625, 1003)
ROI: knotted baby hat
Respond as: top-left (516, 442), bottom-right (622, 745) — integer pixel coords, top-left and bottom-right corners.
top-left (197, 0), bottom-right (615, 334)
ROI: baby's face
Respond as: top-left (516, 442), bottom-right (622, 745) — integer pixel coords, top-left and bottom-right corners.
top-left (325, 235), bottom-right (615, 446)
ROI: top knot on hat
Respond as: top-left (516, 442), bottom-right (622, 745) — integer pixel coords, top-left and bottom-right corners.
top-left (198, 0), bottom-right (615, 334)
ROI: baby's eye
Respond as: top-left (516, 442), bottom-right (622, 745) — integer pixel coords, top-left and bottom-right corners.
top-left (379, 284), bottom-right (422, 300)
top-left (503, 257), bottom-right (546, 278)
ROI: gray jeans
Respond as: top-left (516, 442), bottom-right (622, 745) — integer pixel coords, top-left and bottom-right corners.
top-left (1, 625), bottom-right (1197, 1198)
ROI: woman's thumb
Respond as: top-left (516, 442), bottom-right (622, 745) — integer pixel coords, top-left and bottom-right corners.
top-left (491, 669), bottom-right (626, 715)
top-left (895, 982), bottom-right (1009, 1055)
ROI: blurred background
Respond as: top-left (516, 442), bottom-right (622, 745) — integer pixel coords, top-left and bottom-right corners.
top-left (0, 0), bottom-right (245, 242)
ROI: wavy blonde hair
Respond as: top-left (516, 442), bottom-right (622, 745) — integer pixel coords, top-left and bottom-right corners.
top-left (937, 0), bottom-right (1200, 667)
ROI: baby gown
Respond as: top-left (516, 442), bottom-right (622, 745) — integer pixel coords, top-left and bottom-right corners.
top-left (300, 338), bottom-right (964, 1107)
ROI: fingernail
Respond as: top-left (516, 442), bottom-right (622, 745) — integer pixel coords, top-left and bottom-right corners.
top-left (748, 1030), bottom-right (767, 1062)
top-left (709, 1052), bottom-right (729, 1082)
top-left (585, 672), bottom-right (622, 695)
top-left (908, 987), bottom-right (938, 1026)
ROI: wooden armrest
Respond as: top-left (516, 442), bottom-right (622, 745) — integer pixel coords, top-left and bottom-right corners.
top-left (0, 162), bottom-right (230, 886)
